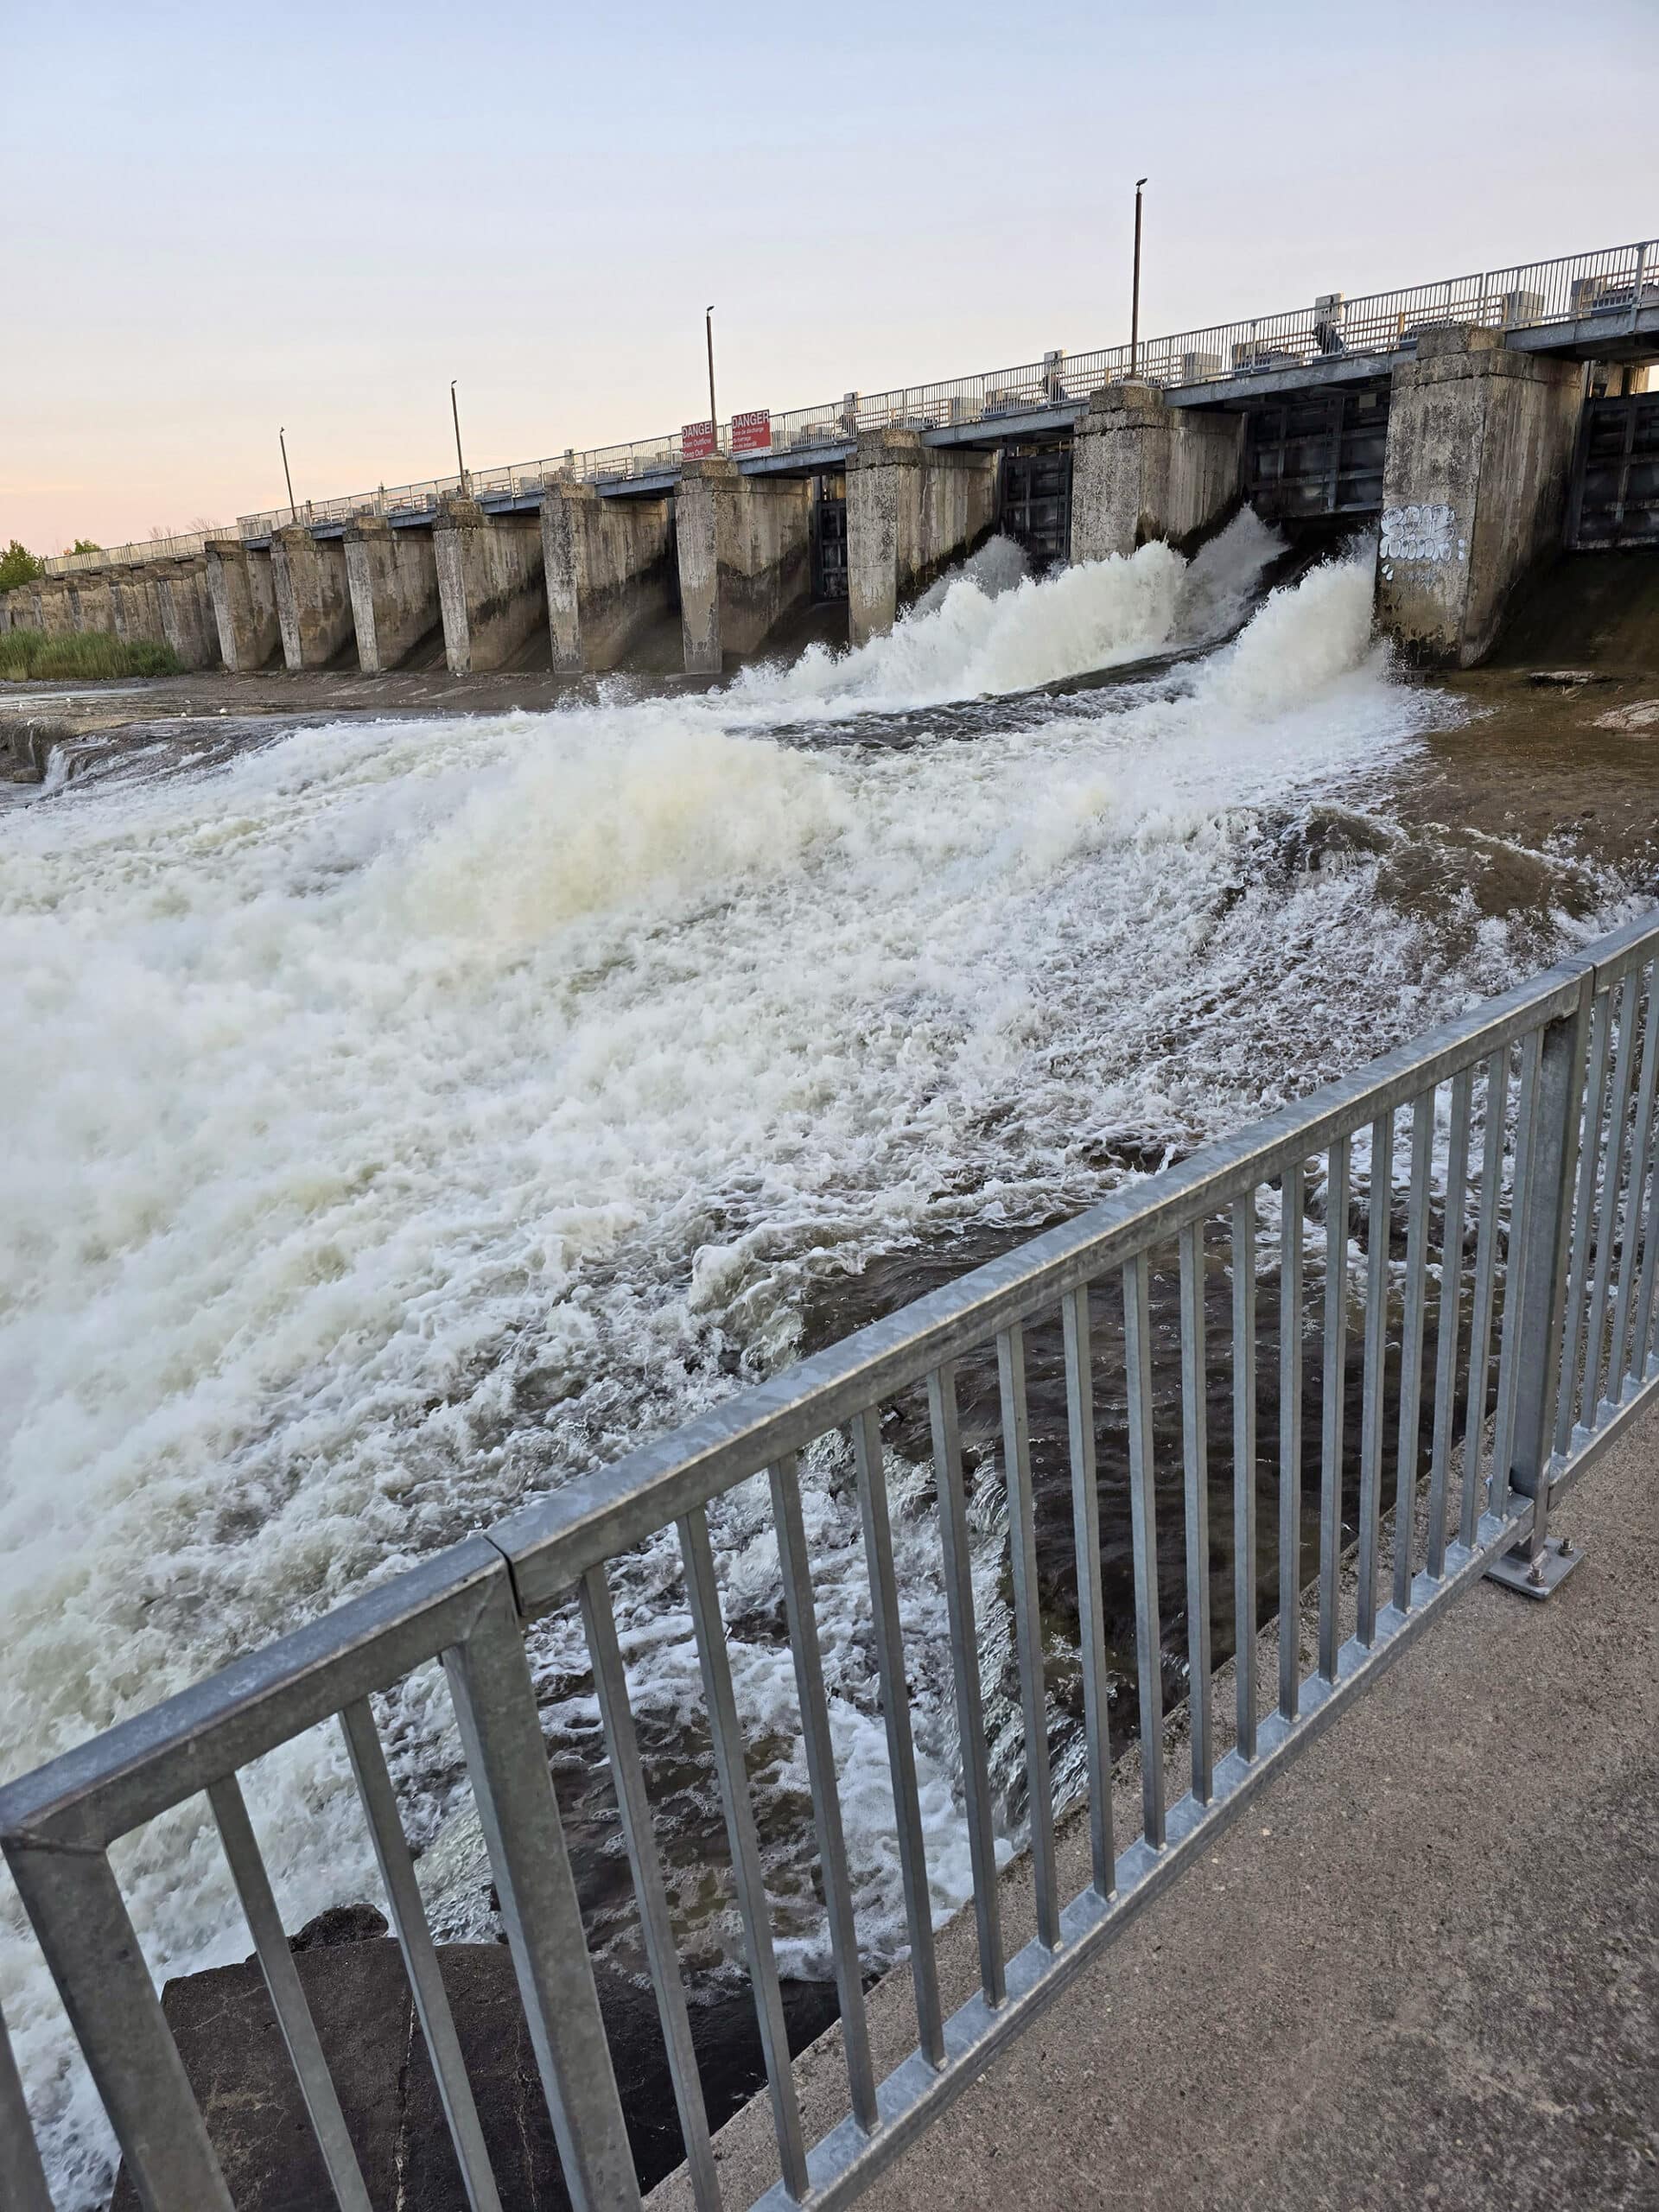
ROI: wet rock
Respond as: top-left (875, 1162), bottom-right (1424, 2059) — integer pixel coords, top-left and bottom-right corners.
top-left (1527, 668), bottom-right (1614, 689)
top-left (289, 1902), bottom-right (390, 1951)
top-left (110, 1935), bottom-right (837, 2212)
top-left (3, 714), bottom-right (74, 782)
top-left (1271, 804), bottom-right (1396, 878)
top-left (1593, 698), bottom-right (1659, 733)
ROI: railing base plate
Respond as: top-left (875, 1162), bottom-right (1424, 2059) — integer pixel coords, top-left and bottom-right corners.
top-left (1484, 1534), bottom-right (1583, 1600)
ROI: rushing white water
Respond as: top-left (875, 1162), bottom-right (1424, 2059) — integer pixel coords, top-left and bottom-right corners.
top-left (0, 530), bottom-right (1624, 2202)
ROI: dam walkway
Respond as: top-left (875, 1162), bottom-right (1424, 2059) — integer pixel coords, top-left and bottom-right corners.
top-left (652, 1397), bottom-right (1659, 2212)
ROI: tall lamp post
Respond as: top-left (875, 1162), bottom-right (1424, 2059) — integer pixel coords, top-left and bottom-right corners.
top-left (278, 427), bottom-right (297, 523)
top-left (705, 306), bottom-right (717, 443)
top-left (450, 379), bottom-right (467, 493)
top-left (1130, 178), bottom-right (1147, 377)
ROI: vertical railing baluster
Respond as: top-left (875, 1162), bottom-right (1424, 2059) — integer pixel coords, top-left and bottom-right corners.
top-left (1462, 1056), bottom-right (1510, 1548)
top-left (678, 1507), bottom-right (810, 2199)
top-left (1230, 1192), bottom-right (1258, 1755)
top-left (928, 1363), bottom-right (1006, 2004)
top-left (766, 1455), bottom-right (880, 2133)
top-left (208, 1774), bottom-right (375, 2212)
top-left (1583, 973), bottom-right (1638, 1422)
top-left (0, 1997), bottom-right (54, 2212)
top-left (1357, 1110), bottom-right (1394, 1645)
top-left (1061, 1285), bottom-right (1117, 1898)
top-left (1610, 962), bottom-right (1659, 1399)
top-left (1491, 1031), bottom-right (1545, 1521)
top-left (1277, 1163), bottom-right (1305, 1718)
top-left (1179, 1222), bottom-right (1213, 1798)
top-left (1391, 1092), bottom-right (1435, 1611)
top-left (1632, 995), bottom-right (1659, 1382)
top-left (576, 1572), bottom-right (723, 2203)
top-left (1556, 984), bottom-right (1612, 1452)
top-left (1123, 1254), bottom-right (1165, 1848)
top-left (340, 1700), bottom-right (505, 2212)
top-left (849, 1406), bottom-right (945, 2067)
top-left (1427, 1070), bottom-right (1472, 1578)
top-left (444, 1576), bottom-right (642, 2212)
top-left (1318, 1137), bottom-right (1351, 1681)
top-left (998, 1325), bottom-right (1061, 1948)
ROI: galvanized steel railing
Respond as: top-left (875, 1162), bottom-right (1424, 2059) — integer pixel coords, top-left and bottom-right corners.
top-left (41, 527), bottom-right (236, 578)
top-left (35, 235), bottom-right (1656, 576)
top-left (4, 911), bottom-right (1659, 2209)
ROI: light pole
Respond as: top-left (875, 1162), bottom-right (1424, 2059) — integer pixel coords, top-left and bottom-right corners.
top-left (705, 306), bottom-right (717, 441)
top-left (279, 427), bottom-right (296, 523)
top-left (1130, 178), bottom-right (1147, 377)
top-left (450, 380), bottom-right (467, 492)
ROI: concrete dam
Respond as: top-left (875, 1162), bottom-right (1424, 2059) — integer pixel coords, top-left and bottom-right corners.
top-left (4, 232), bottom-right (1659, 2212)
top-left (7, 236), bottom-right (1657, 684)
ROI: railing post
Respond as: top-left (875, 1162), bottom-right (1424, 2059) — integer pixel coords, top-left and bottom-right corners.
top-left (1487, 982), bottom-right (1592, 1598)
top-left (443, 1572), bottom-right (642, 2212)
top-left (3, 1836), bottom-right (235, 2211)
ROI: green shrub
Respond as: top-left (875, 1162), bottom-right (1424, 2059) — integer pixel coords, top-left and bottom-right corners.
top-left (0, 540), bottom-right (45, 592)
top-left (0, 628), bottom-right (184, 681)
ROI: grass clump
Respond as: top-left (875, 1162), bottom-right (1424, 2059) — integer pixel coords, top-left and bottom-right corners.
top-left (0, 628), bottom-right (183, 681)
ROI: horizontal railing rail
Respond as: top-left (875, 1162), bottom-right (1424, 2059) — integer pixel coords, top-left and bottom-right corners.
top-left (38, 527), bottom-right (237, 575)
top-left (3, 909), bottom-right (1659, 2210)
top-left (31, 236), bottom-right (1656, 576)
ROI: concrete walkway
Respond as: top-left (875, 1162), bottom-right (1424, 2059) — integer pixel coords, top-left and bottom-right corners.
top-left (652, 1404), bottom-right (1659, 2212)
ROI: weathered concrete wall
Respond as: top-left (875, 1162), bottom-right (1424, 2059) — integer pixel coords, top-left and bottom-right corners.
top-left (344, 517), bottom-right (441, 673)
top-left (845, 430), bottom-right (997, 646)
top-left (543, 482), bottom-right (677, 673)
top-left (207, 540), bottom-right (282, 671)
top-left (433, 497), bottom-right (547, 675)
top-left (676, 459), bottom-right (812, 674)
top-left (271, 527), bottom-right (356, 671)
top-left (33, 576), bottom-right (76, 639)
top-left (1070, 383), bottom-right (1244, 563)
top-left (67, 572), bottom-right (115, 636)
top-left (1376, 325), bottom-right (1584, 667)
top-left (109, 569), bottom-right (169, 647)
top-left (153, 558), bottom-right (221, 670)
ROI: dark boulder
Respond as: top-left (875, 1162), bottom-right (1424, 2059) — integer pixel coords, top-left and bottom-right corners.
top-left (111, 1925), bottom-right (837, 2211)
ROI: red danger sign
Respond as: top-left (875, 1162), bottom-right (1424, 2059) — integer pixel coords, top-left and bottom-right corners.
top-left (732, 409), bottom-right (772, 454)
top-left (682, 419), bottom-right (717, 459)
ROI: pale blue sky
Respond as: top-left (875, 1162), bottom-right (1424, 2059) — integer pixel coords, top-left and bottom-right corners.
top-left (3, 0), bottom-right (1655, 550)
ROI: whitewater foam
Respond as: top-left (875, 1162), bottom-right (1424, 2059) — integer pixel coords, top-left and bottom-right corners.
top-left (0, 531), bottom-right (1612, 2203)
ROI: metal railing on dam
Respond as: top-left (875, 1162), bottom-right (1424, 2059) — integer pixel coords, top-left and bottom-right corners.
top-left (4, 909), bottom-right (1659, 2210)
top-left (40, 234), bottom-right (1657, 575)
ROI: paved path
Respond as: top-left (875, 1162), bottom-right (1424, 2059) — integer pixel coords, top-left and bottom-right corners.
top-left (651, 1405), bottom-right (1659, 2211)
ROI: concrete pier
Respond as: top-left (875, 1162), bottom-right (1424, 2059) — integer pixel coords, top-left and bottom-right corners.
top-left (32, 577), bottom-right (75, 639)
top-left (344, 517), bottom-right (441, 673)
top-left (109, 569), bottom-right (169, 648)
top-left (1070, 382), bottom-right (1243, 562)
top-left (1375, 325), bottom-right (1583, 666)
top-left (433, 496), bottom-right (547, 675)
top-left (845, 429), bottom-right (997, 647)
top-left (206, 540), bottom-right (281, 672)
top-left (676, 459), bottom-right (812, 674)
top-left (543, 481), bottom-right (676, 674)
top-left (153, 557), bottom-right (221, 670)
top-left (67, 572), bottom-right (115, 637)
top-left (270, 526), bottom-right (356, 671)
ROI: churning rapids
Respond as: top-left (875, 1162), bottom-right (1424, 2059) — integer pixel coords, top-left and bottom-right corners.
top-left (0, 516), bottom-right (1635, 2201)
